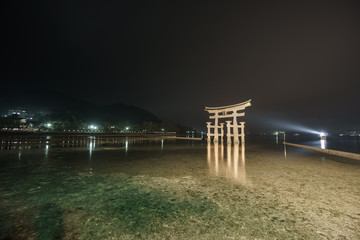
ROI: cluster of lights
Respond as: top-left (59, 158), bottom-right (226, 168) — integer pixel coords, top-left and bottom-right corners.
top-left (89, 125), bottom-right (98, 130)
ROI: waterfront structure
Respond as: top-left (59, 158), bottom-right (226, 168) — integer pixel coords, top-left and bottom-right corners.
top-left (205, 100), bottom-right (251, 143)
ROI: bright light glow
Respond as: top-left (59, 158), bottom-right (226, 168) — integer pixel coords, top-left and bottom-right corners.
top-left (263, 119), bottom-right (330, 137)
top-left (319, 132), bottom-right (326, 137)
top-left (46, 123), bottom-right (52, 127)
top-left (125, 127), bottom-right (129, 130)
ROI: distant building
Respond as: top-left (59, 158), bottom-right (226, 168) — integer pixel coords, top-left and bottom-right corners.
top-left (7, 108), bottom-right (33, 120)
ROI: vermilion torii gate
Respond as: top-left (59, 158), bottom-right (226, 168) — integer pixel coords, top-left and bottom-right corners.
top-left (205, 99), bottom-right (251, 143)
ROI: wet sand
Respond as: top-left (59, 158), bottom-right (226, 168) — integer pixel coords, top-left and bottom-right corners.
top-left (0, 139), bottom-right (359, 239)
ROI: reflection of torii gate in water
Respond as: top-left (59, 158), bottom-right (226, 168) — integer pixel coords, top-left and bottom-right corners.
top-left (207, 142), bottom-right (247, 184)
top-left (205, 99), bottom-right (251, 143)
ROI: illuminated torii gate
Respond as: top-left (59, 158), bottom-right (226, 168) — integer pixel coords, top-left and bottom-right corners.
top-left (205, 99), bottom-right (251, 143)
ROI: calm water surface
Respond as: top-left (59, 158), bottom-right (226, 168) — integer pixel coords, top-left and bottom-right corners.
top-left (0, 136), bottom-right (359, 239)
top-left (0, 135), bottom-right (359, 181)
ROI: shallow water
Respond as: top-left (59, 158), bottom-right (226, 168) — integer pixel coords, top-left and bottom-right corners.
top-left (0, 137), bottom-right (359, 239)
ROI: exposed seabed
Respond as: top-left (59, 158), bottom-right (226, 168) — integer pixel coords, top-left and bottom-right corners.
top-left (0, 138), bottom-right (359, 239)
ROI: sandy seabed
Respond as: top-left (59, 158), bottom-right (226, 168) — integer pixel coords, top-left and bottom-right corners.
top-left (0, 139), bottom-right (359, 239)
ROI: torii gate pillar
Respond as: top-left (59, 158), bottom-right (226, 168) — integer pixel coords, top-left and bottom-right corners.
top-left (226, 121), bottom-right (232, 143)
top-left (220, 123), bottom-right (225, 142)
top-left (206, 122), bottom-right (212, 142)
top-left (233, 111), bottom-right (240, 143)
top-left (240, 122), bottom-right (245, 143)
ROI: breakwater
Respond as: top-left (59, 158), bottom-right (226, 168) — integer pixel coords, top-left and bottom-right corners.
top-left (284, 142), bottom-right (360, 161)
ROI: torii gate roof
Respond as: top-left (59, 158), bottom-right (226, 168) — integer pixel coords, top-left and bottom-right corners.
top-left (204, 99), bottom-right (251, 111)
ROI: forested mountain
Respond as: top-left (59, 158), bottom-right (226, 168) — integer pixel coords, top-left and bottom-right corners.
top-left (0, 87), bottom-right (159, 124)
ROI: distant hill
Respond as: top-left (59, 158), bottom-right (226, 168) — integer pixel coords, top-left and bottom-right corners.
top-left (0, 87), bottom-right (160, 124)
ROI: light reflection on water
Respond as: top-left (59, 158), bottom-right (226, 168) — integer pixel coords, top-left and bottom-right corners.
top-left (207, 142), bottom-right (246, 183)
top-left (0, 135), bottom-right (141, 150)
top-left (125, 139), bottom-right (128, 153)
top-left (45, 144), bottom-right (49, 157)
top-left (89, 140), bottom-right (94, 159)
top-left (320, 139), bottom-right (326, 149)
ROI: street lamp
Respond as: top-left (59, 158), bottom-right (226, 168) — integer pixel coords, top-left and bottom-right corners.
top-left (319, 132), bottom-right (327, 140)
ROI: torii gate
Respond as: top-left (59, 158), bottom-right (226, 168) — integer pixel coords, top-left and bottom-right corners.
top-left (205, 99), bottom-right (251, 143)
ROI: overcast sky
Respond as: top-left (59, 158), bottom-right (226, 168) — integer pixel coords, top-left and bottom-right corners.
top-left (3, 0), bottom-right (360, 131)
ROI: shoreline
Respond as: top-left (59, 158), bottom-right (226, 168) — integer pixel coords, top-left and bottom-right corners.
top-left (0, 131), bottom-right (176, 137)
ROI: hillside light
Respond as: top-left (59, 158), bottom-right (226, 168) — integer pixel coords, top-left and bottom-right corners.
top-left (46, 123), bottom-right (52, 128)
top-left (125, 127), bottom-right (129, 131)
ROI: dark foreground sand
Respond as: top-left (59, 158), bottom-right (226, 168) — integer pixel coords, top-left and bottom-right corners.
top-left (0, 140), bottom-right (359, 239)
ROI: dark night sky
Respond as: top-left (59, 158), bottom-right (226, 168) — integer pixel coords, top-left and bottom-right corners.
top-left (2, 0), bottom-right (360, 132)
